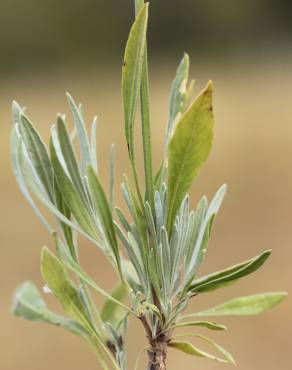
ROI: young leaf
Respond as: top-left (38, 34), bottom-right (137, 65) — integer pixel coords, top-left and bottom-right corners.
top-left (101, 283), bottom-right (128, 329)
top-left (11, 129), bottom-right (53, 232)
top-left (168, 340), bottom-right (232, 364)
top-left (174, 320), bottom-right (227, 331)
top-left (87, 165), bottom-right (122, 275)
top-left (167, 82), bottom-right (214, 233)
top-left (55, 115), bottom-right (87, 201)
top-left (50, 139), bottom-right (97, 239)
top-left (66, 93), bottom-right (91, 171)
top-left (122, 3), bottom-right (148, 161)
top-left (53, 177), bottom-right (77, 260)
top-left (189, 250), bottom-right (271, 293)
top-left (19, 114), bottom-right (54, 201)
top-left (192, 292), bottom-right (287, 317)
top-left (12, 281), bottom-right (87, 336)
top-left (165, 53), bottom-right (190, 149)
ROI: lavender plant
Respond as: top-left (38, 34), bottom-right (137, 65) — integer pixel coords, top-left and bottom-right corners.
top-left (11, 1), bottom-right (286, 369)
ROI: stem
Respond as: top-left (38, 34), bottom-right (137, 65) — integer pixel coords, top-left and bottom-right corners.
top-left (147, 338), bottom-right (167, 370)
top-left (139, 314), bottom-right (168, 370)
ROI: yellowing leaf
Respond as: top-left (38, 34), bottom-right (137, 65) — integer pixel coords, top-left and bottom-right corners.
top-left (167, 82), bottom-right (214, 232)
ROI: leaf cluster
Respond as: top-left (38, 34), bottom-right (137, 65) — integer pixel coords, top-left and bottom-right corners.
top-left (11, 1), bottom-right (286, 369)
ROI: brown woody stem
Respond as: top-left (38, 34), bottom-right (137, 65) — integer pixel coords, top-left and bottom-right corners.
top-left (139, 315), bottom-right (168, 370)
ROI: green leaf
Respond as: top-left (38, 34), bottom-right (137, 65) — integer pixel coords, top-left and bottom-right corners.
top-left (41, 248), bottom-right (93, 330)
top-left (55, 115), bottom-right (87, 201)
top-left (12, 281), bottom-right (86, 336)
top-left (66, 93), bottom-right (91, 171)
top-left (134, 1), bottom-right (155, 212)
top-left (168, 340), bottom-right (232, 364)
top-left (122, 3), bottom-right (148, 161)
top-left (189, 250), bottom-right (271, 293)
top-left (167, 81), bottom-right (214, 233)
top-left (42, 248), bottom-right (121, 370)
top-left (101, 283), bottom-right (128, 328)
top-left (134, 0), bottom-right (144, 13)
top-left (19, 114), bottom-right (54, 201)
top-left (192, 292), bottom-right (287, 317)
top-left (172, 334), bottom-right (236, 365)
top-left (184, 184), bottom-right (227, 284)
top-left (87, 165), bottom-right (121, 275)
top-left (11, 129), bottom-right (53, 232)
top-left (53, 177), bottom-right (77, 260)
top-left (174, 320), bottom-right (227, 331)
top-left (50, 138), bottom-right (97, 240)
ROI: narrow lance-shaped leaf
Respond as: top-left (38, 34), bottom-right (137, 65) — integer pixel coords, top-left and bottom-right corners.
top-left (184, 184), bottom-right (226, 285)
top-left (191, 292), bottom-right (287, 317)
top-left (134, 0), bottom-right (155, 212)
top-left (66, 93), bottom-right (91, 172)
top-left (87, 165), bottom-right (122, 277)
top-left (189, 249), bottom-right (271, 293)
top-left (55, 115), bottom-right (87, 201)
top-left (122, 3), bottom-right (148, 161)
top-left (165, 53), bottom-right (190, 151)
top-left (174, 320), bottom-right (227, 331)
top-left (171, 333), bottom-right (236, 365)
top-left (19, 114), bottom-right (54, 201)
top-left (12, 281), bottom-right (87, 337)
top-left (11, 129), bottom-right (53, 232)
top-left (50, 138), bottom-right (97, 240)
top-left (168, 340), bottom-right (232, 364)
top-left (18, 138), bottom-right (100, 248)
top-left (167, 82), bottom-right (214, 233)
top-left (53, 177), bottom-right (76, 259)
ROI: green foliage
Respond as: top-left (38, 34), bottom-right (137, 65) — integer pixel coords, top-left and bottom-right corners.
top-left (192, 292), bottom-right (287, 317)
top-left (168, 339), bottom-right (235, 364)
top-left (167, 81), bottom-right (214, 232)
top-left (11, 1), bottom-right (286, 369)
top-left (12, 281), bottom-right (86, 336)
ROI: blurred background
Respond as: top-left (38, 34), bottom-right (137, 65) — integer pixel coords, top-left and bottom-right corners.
top-left (1, 0), bottom-right (291, 369)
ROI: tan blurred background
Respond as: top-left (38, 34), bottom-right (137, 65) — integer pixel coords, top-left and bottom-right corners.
top-left (1, 0), bottom-right (292, 369)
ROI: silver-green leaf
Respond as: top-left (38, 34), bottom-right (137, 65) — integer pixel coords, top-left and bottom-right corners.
top-left (189, 249), bottom-right (271, 293)
top-left (12, 281), bottom-right (87, 336)
top-left (122, 3), bottom-right (148, 161)
top-left (192, 292), bottom-right (287, 317)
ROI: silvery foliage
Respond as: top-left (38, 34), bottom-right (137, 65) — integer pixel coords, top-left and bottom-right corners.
top-left (10, 1), bottom-right (286, 369)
